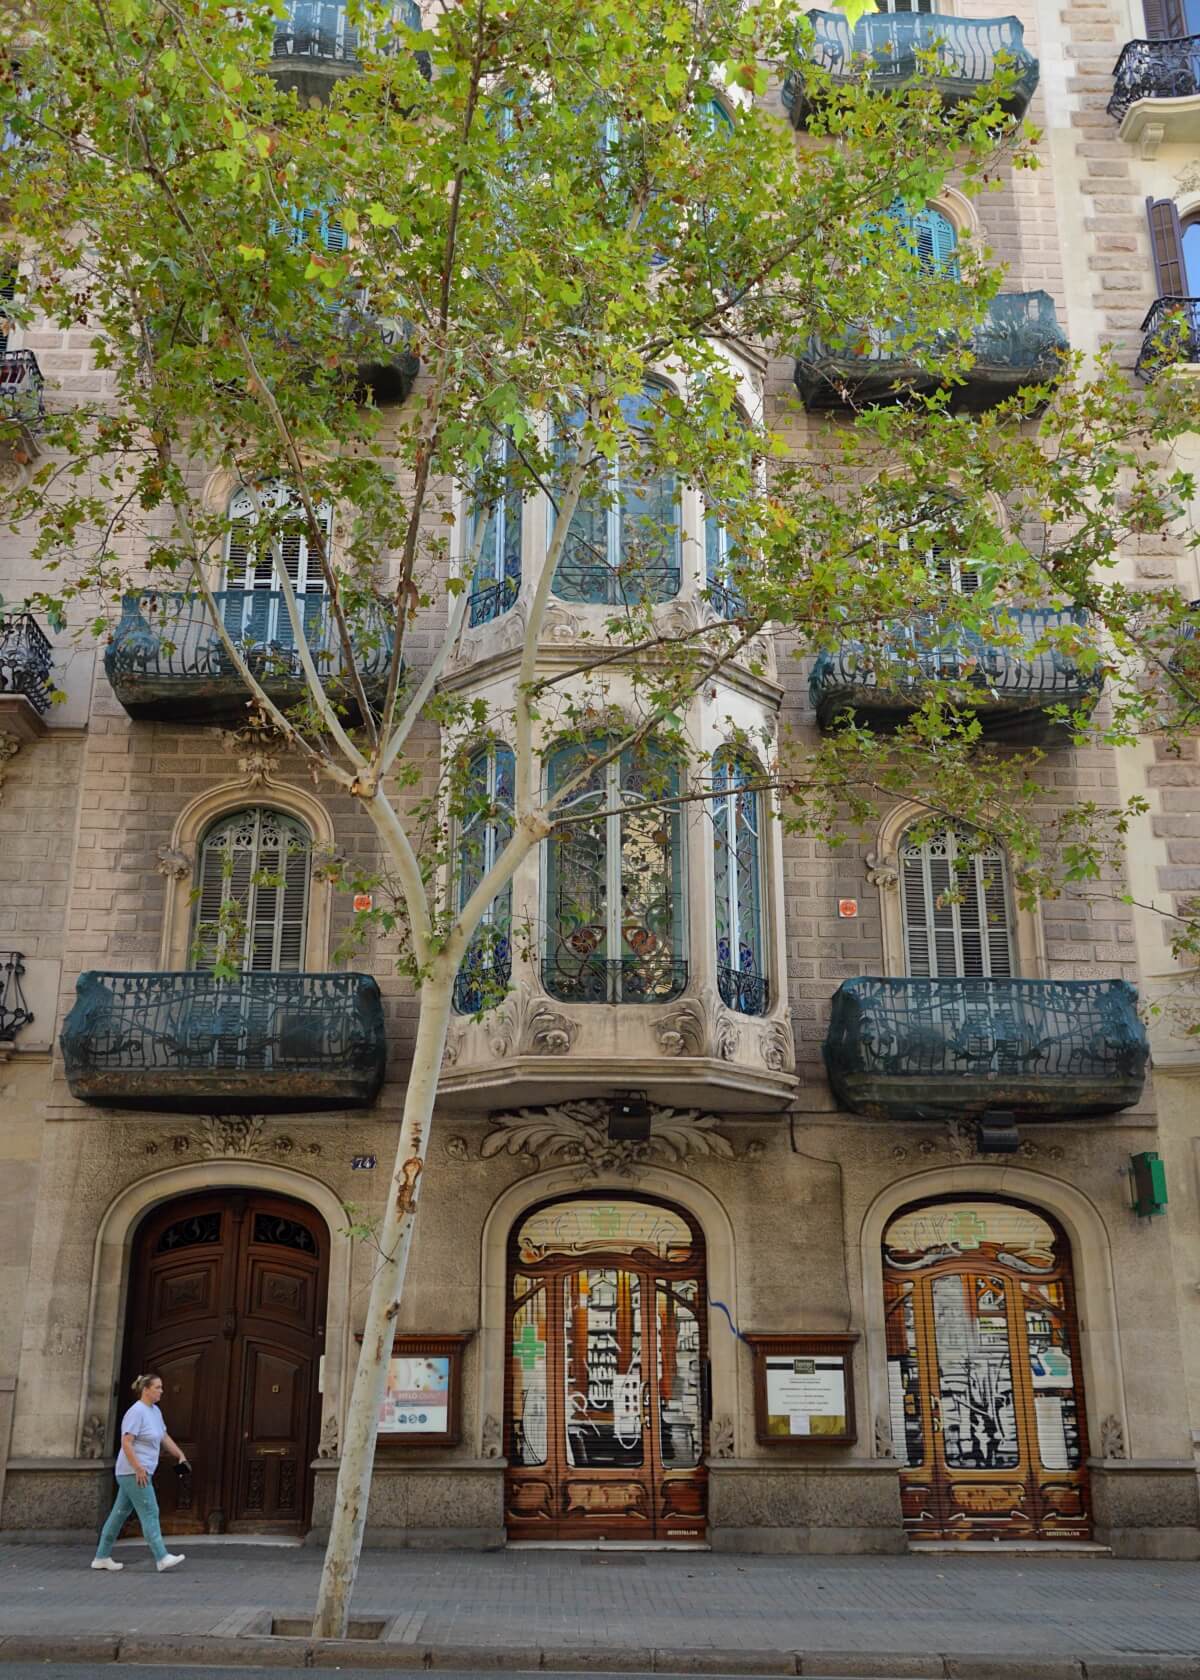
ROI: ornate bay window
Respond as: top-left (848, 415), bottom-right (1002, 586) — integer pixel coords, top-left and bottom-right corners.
top-left (470, 442), bottom-right (522, 627)
top-left (712, 752), bottom-right (767, 1015)
top-left (453, 745), bottom-right (515, 1013)
top-left (544, 739), bottom-right (686, 1004)
top-left (553, 385), bottom-right (681, 607)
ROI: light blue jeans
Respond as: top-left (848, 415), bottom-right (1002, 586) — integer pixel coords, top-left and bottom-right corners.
top-left (95, 1474), bottom-right (168, 1563)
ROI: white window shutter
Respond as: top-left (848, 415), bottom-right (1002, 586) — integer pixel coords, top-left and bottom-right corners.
top-left (193, 808), bottom-right (311, 973)
top-left (901, 827), bottom-right (1014, 978)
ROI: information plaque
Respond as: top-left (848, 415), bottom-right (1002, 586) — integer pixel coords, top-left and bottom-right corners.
top-left (744, 1333), bottom-right (859, 1445)
top-left (356, 1331), bottom-right (473, 1447)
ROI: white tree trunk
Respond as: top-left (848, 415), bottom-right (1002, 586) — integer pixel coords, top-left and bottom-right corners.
top-left (311, 975), bottom-right (453, 1639)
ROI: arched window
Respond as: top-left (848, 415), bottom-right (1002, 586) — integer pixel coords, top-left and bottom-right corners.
top-left (870, 200), bottom-right (960, 279)
top-left (544, 738), bottom-right (685, 1003)
top-left (906, 491), bottom-right (978, 595)
top-left (469, 442), bottom-right (522, 626)
top-left (192, 807), bottom-right (312, 972)
top-left (222, 482), bottom-right (333, 651)
top-left (712, 753), bottom-right (767, 1015)
top-left (552, 384), bottom-right (681, 607)
top-left (900, 824), bottom-right (1013, 978)
top-left (452, 744), bottom-right (515, 1012)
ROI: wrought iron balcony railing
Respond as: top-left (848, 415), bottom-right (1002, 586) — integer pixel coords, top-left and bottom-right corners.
top-left (452, 943), bottom-right (513, 1014)
top-left (552, 562), bottom-right (682, 607)
top-left (707, 579), bottom-right (747, 622)
top-left (717, 964), bottom-right (769, 1017)
top-left (0, 952), bottom-right (33, 1042)
top-left (104, 590), bottom-right (395, 723)
top-left (1109, 34), bottom-right (1200, 123)
top-left (543, 955), bottom-right (689, 1006)
top-left (784, 11), bottom-right (1040, 129)
top-left (0, 612), bottom-right (54, 716)
top-left (810, 607), bottom-right (1102, 740)
top-left (795, 291), bottom-right (1068, 412)
top-left (60, 970), bottom-right (386, 1113)
top-left (823, 975), bottom-right (1148, 1121)
top-left (1136, 297), bottom-right (1200, 381)
top-left (0, 349), bottom-right (44, 433)
top-left (469, 575), bottom-right (520, 628)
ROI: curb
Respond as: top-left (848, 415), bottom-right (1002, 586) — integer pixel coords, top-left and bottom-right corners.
top-left (0, 1634), bottom-right (1198, 1677)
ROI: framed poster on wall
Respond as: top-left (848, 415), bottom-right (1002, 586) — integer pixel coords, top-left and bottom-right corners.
top-left (355, 1332), bottom-right (473, 1447)
top-left (744, 1333), bottom-right (859, 1445)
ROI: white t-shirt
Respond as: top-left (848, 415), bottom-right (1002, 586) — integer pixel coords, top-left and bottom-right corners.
top-left (114, 1400), bottom-right (167, 1477)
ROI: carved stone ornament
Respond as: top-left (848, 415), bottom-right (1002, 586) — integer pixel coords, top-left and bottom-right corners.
top-left (0, 731), bottom-right (20, 802)
top-left (445, 1134), bottom-right (470, 1163)
top-left (317, 1413), bottom-right (339, 1460)
top-left (542, 605), bottom-right (582, 644)
top-left (1099, 1414), bottom-right (1127, 1460)
top-left (155, 845), bottom-right (191, 881)
top-left (480, 1414), bottom-right (503, 1459)
top-left (710, 1416), bottom-right (736, 1460)
top-left (654, 1005), bottom-right (705, 1058)
top-left (220, 705), bottom-right (288, 787)
top-left (189, 1115), bottom-right (268, 1158)
top-left (442, 1025), bottom-right (463, 1067)
top-left (865, 849), bottom-right (899, 891)
top-left (79, 1413), bottom-right (107, 1459)
top-left (481, 1099), bottom-right (737, 1182)
top-left (759, 1017), bottom-right (794, 1074)
top-left (874, 1414), bottom-right (895, 1460)
top-left (486, 985), bottom-right (579, 1059)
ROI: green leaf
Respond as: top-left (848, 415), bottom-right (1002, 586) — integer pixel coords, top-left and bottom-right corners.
top-left (220, 64), bottom-right (243, 92)
top-left (835, 0), bottom-right (879, 25)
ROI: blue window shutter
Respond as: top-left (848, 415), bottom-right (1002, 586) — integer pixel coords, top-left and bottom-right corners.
top-left (912, 207), bottom-right (959, 277)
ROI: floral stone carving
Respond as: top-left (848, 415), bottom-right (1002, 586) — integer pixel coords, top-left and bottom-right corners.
top-left (760, 1017), bottom-right (795, 1074)
top-left (485, 985), bottom-right (578, 1059)
top-left (189, 1115), bottom-right (267, 1158)
top-left (482, 1099), bottom-right (736, 1181)
top-left (709, 1416), bottom-right (736, 1459)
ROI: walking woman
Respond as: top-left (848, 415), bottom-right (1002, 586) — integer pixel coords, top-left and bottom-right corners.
top-left (91, 1374), bottom-right (189, 1572)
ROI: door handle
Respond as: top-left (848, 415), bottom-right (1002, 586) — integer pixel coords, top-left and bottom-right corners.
top-left (256, 1447), bottom-right (289, 1457)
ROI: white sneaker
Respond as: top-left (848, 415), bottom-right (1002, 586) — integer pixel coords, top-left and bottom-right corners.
top-left (90, 1557), bottom-right (123, 1571)
top-left (156, 1552), bottom-right (185, 1572)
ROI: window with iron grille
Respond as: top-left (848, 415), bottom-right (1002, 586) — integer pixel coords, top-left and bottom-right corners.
top-left (552, 384), bottom-right (681, 607)
top-left (222, 481), bottom-right (333, 651)
top-left (900, 825), bottom-right (1014, 979)
top-left (192, 808), bottom-right (312, 973)
top-left (712, 752), bottom-right (767, 1015)
top-left (544, 739), bottom-right (686, 1004)
top-left (453, 745), bottom-right (515, 1012)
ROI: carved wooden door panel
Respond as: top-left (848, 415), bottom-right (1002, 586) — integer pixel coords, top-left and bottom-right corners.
top-left (883, 1198), bottom-right (1091, 1543)
top-left (505, 1196), bottom-right (708, 1542)
top-left (124, 1193), bottom-right (326, 1536)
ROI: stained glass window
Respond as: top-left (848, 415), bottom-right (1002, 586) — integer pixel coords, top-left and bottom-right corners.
top-left (712, 752), bottom-right (766, 1015)
top-left (552, 385), bottom-right (681, 606)
top-left (469, 439), bottom-right (522, 626)
top-left (544, 739), bottom-right (685, 1004)
top-left (516, 1199), bottom-right (696, 1262)
top-left (452, 745), bottom-right (515, 1013)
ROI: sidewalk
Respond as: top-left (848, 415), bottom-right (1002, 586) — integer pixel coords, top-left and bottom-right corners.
top-left (0, 1542), bottom-right (1198, 1676)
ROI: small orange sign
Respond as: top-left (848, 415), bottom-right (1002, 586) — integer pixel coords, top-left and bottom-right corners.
top-left (353, 892), bottom-right (374, 913)
top-left (837, 899), bottom-right (858, 919)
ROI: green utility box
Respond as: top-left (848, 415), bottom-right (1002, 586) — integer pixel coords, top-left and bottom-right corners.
top-left (1130, 1151), bottom-right (1168, 1219)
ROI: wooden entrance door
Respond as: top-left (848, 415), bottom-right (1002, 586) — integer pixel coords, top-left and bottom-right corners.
top-left (883, 1197), bottom-right (1091, 1542)
top-left (123, 1191), bottom-right (327, 1536)
top-left (505, 1195), bottom-right (708, 1542)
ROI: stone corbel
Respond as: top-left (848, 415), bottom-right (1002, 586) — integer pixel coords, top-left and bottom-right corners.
top-left (1140, 121), bottom-right (1165, 161)
top-left (865, 848), bottom-right (898, 891)
top-left (155, 844), bottom-right (191, 881)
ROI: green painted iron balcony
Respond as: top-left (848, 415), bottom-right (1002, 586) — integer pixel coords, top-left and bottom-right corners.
top-left (104, 590), bottom-right (394, 723)
top-left (784, 10), bottom-right (1039, 129)
top-left (795, 291), bottom-right (1068, 413)
top-left (809, 608), bottom-right (1102, 743)
top-left (60, 971), bottom-right (386, 1114)
top-left (823, 976), bottom-right (1148, 1122)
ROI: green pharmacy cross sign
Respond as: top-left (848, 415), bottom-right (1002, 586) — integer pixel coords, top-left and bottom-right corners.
top-left (512, 1323), bottom-right (545, 1372)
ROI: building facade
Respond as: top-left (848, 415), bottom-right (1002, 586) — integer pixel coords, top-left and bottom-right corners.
top-left (1, 0), bottom-right (1200, 1558)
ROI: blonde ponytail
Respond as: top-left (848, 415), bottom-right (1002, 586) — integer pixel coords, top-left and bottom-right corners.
top-left (131, 1372), bottom-right (161, 1397)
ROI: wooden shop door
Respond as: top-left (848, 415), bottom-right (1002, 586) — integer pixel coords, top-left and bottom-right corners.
top-left (883, 1197), bottom-right (1091, 1543)
top-left (122, 1190), bottom-right (327, 1536)
top-left (505, 1195), bottom-right (708, 1542)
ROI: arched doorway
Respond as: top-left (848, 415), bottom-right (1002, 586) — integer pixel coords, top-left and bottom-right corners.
top-left (504, 1193), bottom-right (708, 1542)
top-left (883, 1196), bottom-right (1091, 1542)
top-left (121, 1189), bottom-right (328, 1536)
